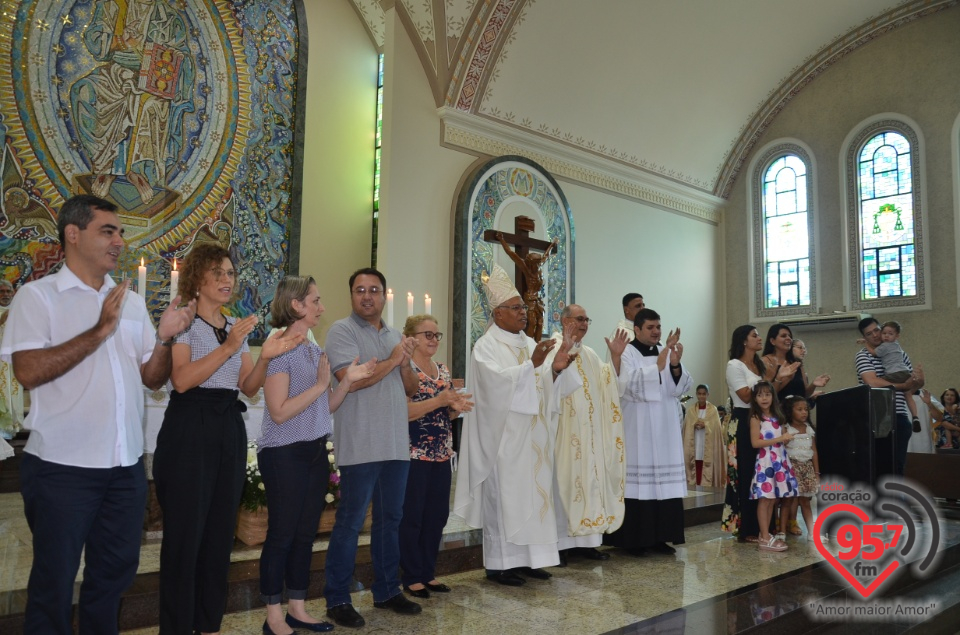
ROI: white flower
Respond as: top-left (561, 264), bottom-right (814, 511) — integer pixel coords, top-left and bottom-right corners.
top-left (336, 470), bottom-right (341, 477)
top-left (258, 482), bottom-right (265, 491)
top-left (325, 493), bottom-right (335, 503)
top-left (328, 454), bottom-right (336, 464)
top-left (326, 441), bottom-right (334, 451)
top-left (247, 449), bottom-right (257, 465)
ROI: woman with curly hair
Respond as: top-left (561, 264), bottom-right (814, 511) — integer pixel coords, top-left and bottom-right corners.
top-left (153, 243), bottom-right (300, 635)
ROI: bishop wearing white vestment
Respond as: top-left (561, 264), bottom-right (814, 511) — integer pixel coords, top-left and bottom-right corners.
top-left (453, 264), bottom-right (580, 586)
top-left (604, 308), bottom-right (691, 555)
top-left (545, 304), bottom-right (625, 564)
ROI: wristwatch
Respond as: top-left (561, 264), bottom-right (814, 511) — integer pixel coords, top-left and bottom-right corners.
top-left (156, 332), bottom-right (176, 347)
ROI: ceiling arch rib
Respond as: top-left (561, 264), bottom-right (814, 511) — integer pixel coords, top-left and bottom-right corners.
top-left (446, 0), bottom-right (525, 111)
top-left (715, 0), bottom-right (958, 198)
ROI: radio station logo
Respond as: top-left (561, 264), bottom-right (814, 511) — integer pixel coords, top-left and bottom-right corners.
top-left (806, 477), bottom-right (943, 621)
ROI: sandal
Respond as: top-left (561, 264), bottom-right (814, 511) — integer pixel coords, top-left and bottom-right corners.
top-left (775, 532), bottom-right (786, 542)
top-left (758, 535), bottom-right (788, 552)
top-left (788, 521), bottom-right (803, 536)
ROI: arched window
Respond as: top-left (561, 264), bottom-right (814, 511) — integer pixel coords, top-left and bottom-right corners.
top-left (372, 53), bottom-right (384, 266)
top-left (846, 120), bottom-right (926, 310)
top-left (751, 143), bottom-right (816, 318)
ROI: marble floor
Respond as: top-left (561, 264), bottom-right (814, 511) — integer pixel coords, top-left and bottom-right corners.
top-left (117, 522), bottom-right (829, 635)
top-left (6, 486), bottom-right (958, 633)
top-left (0, 487), bottom-right (722, 595)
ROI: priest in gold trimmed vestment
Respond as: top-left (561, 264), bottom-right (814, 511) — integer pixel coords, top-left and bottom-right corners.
top-left (453, 264), bottom-right (581, 586)
top-left (545, 304), bottom-right (625, 564)
top-left (682, 384), bottom-right (727, 487)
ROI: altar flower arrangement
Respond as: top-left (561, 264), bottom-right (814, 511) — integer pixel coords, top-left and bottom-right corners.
top-left (241, 441), bottom-right (267, 512)
top-left (326, 439), bottom-right (341, 507)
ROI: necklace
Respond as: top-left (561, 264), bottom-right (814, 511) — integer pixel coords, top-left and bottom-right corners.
top-left (197, 314), bottom-right (228, 344)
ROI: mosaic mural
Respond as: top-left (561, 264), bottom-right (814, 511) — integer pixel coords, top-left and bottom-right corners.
top-left (0, 0), bottom-right (304, 337)
top-left (452, 156), bottom-right (574, 377)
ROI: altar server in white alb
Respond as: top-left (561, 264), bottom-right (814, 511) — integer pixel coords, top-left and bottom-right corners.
top-left (603, 308), bottom-right (691, 556)
top-left (454, 264), bottom-right (581, 587)
top-left (544, 303), bottom-right (626, 566)
top-left (610, 292), bottom-right (644, 346)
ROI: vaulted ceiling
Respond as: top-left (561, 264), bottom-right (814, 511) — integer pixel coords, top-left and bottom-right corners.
top-left (348, 0), bottom-right (951, 202)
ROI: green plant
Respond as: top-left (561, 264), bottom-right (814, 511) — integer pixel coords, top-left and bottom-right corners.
top-left (241, 441), bottom-right (267, 512)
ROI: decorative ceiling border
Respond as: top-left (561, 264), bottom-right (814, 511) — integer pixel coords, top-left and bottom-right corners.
top-left (715, 0), bottom-right (958, 199)
top-left (439, 107), bottom-right (724, 224)
top-left (445, 0), bottom-right (522, 110)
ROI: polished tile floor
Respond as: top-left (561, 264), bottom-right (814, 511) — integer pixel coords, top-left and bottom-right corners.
top-left (117, 522), bottom-right (827, 634)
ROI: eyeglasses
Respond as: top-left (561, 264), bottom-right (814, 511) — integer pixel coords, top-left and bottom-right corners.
top-left (497, 304), bottom-right (525, 312)
top-left (209, 267), bottom-right (237, 281)
top-left (352, 286), bottom-right (382, 296)
top-left (414, 331), bottom-right (443, 341)
top-left (569, 316), bottom-right (592, 325)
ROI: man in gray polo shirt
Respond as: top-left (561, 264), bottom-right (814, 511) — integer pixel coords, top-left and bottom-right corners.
top-left (323, 267), bottom-right (420, 628)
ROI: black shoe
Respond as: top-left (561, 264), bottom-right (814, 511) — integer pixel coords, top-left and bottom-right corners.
top-left (425, 581), bottom-right (451, 593)
top-left (651, 542), bottom-right (676, 554)
top-left (284, 615), bottom-right (333, 633)
top-left (486, 570), bottom-right (526, 586)
top-left (514, 566), bottom-right (552, 580)
top-left (264, 620), bottom-right (299, 635)
top-left (558, 550), bottom-right (568, 567)
top-left (403, 585), bottom-right (430, 599)
top-left (625, 547), bottom-right (648, 557)
top-left (579, 547), bottom-right (611, 561)
top-left (326, 604), bottom-right (365, 628)
top-left (373, 592), bottom-right (422, 614)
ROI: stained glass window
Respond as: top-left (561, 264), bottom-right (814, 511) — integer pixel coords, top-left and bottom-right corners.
top-left (372, 53), bottom-right (384, 266)
top-left (761, 154), bottom-right (811, 309)
top-left (856, 130), bottom-right (916, 300)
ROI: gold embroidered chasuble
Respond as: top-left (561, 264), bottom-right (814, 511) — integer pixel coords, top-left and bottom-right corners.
top-left (545, 333), bottom-right (625, 537)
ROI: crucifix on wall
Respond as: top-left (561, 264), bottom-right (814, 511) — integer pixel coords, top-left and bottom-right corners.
top-left (483, 215), bottom-right (558, 340)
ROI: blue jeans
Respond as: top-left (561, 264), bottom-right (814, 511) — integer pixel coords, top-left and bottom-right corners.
top-left (323, 460), bottom-right (409, 606)
top-left (895, 413), bottom-right (912, 476)
top-left (20, 453), bottom-right (147, 635)
top-left (259, 437), bottom-right (329, 604)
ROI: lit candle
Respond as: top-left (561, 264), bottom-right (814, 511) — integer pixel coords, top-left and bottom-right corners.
top-left (138, 257), bottom-right (147, 300)
top-left (170, 259), bottom-right (179, 303)
top-left (407, 292), bottom-right (414, 318)
top-left (386, 288), bottom-right (394, 327)
top-left (424, 293), bottom-right (431, 314)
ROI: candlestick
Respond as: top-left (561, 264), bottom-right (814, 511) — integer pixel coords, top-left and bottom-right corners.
top-left (425, 293), bottom-right (431, 314)
top-left (170, 259), bottom-right (179, 303)
top-left (407, 292), bottom-right (414, 319)
top-left (386, 288), bottom-right (394, 328)
top-left (138, 258), bottom-right (147, 300)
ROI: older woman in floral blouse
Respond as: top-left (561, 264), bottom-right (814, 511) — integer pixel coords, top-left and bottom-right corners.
top-left (399, 315), bottom-right (473, 598)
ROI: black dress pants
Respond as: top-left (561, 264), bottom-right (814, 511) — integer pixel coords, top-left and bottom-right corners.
top-left (153, 388), bottom-right (246, 634)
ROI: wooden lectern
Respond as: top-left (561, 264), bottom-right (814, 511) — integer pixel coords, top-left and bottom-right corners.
top-left (816, 385), bottom-right (896, 486)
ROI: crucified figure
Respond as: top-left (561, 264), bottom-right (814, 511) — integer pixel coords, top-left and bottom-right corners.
top-left (497, 232), bottom-right (559, 339)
